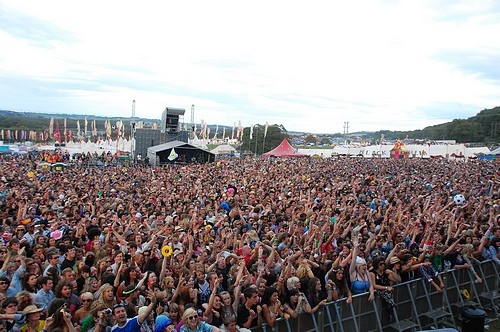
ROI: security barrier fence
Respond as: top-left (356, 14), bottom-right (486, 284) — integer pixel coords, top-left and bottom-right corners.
top-left (251, 259), bottom-right (499, 332)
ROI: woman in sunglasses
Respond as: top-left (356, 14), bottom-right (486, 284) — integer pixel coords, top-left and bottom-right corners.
top-left (73, 292), bottom-right (94, 325)
top-left (180, 307), bottom-right (221, 332)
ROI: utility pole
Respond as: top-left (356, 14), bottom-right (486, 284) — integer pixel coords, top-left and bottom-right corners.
top-left (191, 104), bottom-right (195, 127)
top-left (343, 121), bottom-right (349, 145)
top-left (131, 100), bottom-right (136, 160)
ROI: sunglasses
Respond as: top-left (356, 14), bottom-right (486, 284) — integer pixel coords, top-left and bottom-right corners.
top-left (187, 315), bottom-right (198, 321)
top-left (82, 299), bottom-right (93, 303)
top-left (113, 301), bottom-right (127, 309)
top-left (6, 304), bottom-right (18, 308)
top-left (0, 282), bottom-right (7, 285)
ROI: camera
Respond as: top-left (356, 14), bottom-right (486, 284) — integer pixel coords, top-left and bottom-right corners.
top-left (103, 308), bottom-right (112, 316)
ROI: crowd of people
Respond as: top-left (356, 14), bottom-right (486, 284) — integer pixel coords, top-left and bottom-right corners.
top-left (0, 150), bottom-right (499, 332)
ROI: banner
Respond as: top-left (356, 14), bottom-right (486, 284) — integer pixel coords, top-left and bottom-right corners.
top-left (168, 148), bottom-right (179, 161)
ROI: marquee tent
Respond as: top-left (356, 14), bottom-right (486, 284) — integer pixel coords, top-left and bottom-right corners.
top-left (262, 138), bottom-right (308, 157)
top-left (211, 144), bottom-right (238, 156)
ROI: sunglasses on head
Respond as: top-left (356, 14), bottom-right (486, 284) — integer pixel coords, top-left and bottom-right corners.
top-left (113, 301), bottom-right (127, 309)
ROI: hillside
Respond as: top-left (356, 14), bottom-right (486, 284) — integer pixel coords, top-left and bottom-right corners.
top-left (358, 106), bottom-right (500, 144)
top-left (1, 106), bottom-right (500, 144)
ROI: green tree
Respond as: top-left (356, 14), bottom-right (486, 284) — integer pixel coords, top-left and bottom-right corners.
top-left (319, 137), bottom-right (332, 145)
top-left (241, 124), bottom-right (288, 155)
top-left (304, 134), bottom-right (317, 144)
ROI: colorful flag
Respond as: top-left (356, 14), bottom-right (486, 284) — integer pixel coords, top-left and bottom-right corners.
top-left (168, 148), bottom-right (179, 161)
top-left (107, 120), bottom-right (112, 140)
top-left (213, 125), bottom-right (219, 139)
top-left (54, 120), bottom-right (61, 142)
top-left (64, 118), bottom-right (67, 142)
top-left (49, 118), bottom-right (54, 137)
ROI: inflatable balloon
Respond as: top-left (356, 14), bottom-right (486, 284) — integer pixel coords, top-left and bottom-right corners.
top-left (220, 202), bottom-right (231, 211)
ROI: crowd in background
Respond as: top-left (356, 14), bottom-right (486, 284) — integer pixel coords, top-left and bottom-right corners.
top-left (0, 151), bottom-right (499, 331)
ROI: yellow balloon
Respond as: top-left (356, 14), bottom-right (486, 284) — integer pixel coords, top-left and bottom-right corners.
top-left (27, 171), bottom-right (35, 178)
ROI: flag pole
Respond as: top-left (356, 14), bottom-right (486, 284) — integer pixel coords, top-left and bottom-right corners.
top-left (262, 122), bottom-right (268, 152)
top-left (254, 125), bottom-right (258, 156)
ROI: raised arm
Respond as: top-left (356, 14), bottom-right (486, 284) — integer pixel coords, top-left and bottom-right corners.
top-left (138, 290), bottom-right (157, 324)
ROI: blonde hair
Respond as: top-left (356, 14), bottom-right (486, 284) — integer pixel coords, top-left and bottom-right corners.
top-left (286, 276), bottom-right (300, 291)
top-left (162, 276), bottom-right (175, 289)
top-left (182, 307), bottom-right (198, 324)
top-left (295, 265), bottom-right (308, 279)
top-left (462, 244), bottom-right (474, 256)
top-left (80, 292), bottom-right (93, 301)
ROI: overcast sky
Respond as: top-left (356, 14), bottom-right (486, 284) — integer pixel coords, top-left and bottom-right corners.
top-left (1, 1), bottom-right (499, 134)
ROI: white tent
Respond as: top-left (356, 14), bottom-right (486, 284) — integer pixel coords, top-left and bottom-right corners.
top-left (210, 144), bottom-right (238, 156)
top-left (331, 146), bottom-right (363, 156)
top-left (489, 147), bottom-right (500, 155)
top-left (468, 146), bottom-right (491, 156)
top-left (358, 143), bottom-right (489, 160)
top-left (297, 148), bottom-right (335, 157)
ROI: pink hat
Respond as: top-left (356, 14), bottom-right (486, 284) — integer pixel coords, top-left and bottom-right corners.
top-left (50, 230), bottom-right (63, 240)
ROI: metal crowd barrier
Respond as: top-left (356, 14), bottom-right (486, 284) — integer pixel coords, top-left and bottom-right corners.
top-left (251, 259), bottom-right (500, 332)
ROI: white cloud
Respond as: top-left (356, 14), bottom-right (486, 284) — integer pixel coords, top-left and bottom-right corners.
top-left (0, 0), bottom-right (499, 134)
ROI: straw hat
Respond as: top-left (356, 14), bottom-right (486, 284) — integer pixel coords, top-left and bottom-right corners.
top-left (389, 256), bottom-right (400, 265)
top-left (22, 305), bottom-right (43, 315)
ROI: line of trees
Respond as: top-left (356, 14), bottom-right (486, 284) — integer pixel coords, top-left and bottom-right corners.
top-left (369, 106), bottom-right (500, 144)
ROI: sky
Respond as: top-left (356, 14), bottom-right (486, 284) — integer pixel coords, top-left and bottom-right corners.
top-left (0, 1), bottom-right (499, 134)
